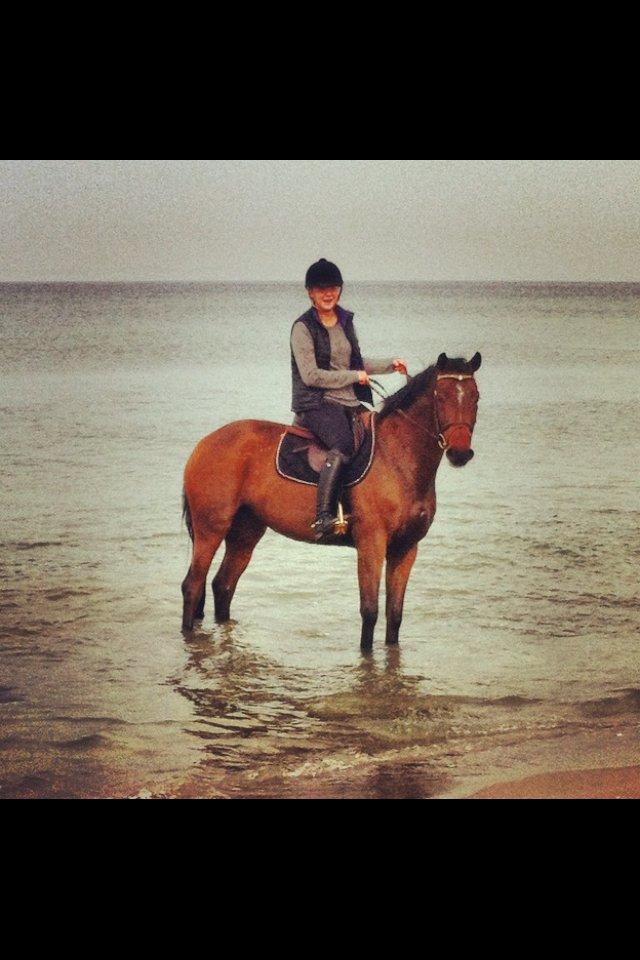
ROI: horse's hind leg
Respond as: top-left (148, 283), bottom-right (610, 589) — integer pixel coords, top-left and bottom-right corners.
top-left (182, 533), bottom-right (224, 631)
top-left (213, 507), bottom-right (267, 623)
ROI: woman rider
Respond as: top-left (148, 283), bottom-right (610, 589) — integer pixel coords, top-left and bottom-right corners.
top-left (291, 259), bottom-right (407, 540)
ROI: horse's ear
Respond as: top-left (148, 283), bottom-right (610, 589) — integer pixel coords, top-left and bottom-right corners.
top-left (437, 353), bottom-right (448, 370)
top-left (470, 352), bottom-right (482, 372)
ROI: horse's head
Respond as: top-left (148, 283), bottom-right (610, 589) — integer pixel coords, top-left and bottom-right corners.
top-left (434, 352), bottom-right (482, 467)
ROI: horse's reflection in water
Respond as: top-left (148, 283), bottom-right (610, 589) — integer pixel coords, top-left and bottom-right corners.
top-left (177, 625), bottom-right (416, 726)
top-left (354, 643), bottom-right (409, 693)
top-left (173, 623), bottom-right (285, 732)
top-left (171, 626), bottom-right (449, 798)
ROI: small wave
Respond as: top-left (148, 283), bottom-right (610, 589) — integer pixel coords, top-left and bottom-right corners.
top-left (532, 592), bottom-right (640, 610)
top-left (55, 734), bottom-right (109, 750)
top-left (479, 695), bottom-right (543, 709)
top-left (7, 775), bottom-right (50, 793)
top-left (309, 691), bottom-right (544, 725)
top-left (9, 541), bottom-right (69, 551)
top-left (561, 593), bottom-right (638, 610)
top-left (0, 686), bottom-right (24, 704)
top-left (580, 689), bottom-right (640, 719)
top-left (527, 542), bottom-right (590, 561)
top-left (43, 588), bottom-right (94, 601)
top-left (0, 626), bottom-right (45, 638)
top-left (97, 532), bottom-right (181, 544)
top-left (129, 788), bottom-right (170, 800)
top-left (51, 715), bottom-right (125, 727)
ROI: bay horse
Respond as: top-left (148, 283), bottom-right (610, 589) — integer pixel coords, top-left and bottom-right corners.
top-left (181, 352), bottom-right (481, 650)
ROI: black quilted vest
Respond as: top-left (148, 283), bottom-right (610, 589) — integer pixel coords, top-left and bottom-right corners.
top-left (290, 306), bottom-right (374, 413)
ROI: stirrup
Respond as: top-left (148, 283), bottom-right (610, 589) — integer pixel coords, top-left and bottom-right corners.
top-left (310, 503), bottom-right (349, 540)
top-left (333, 502), bottom-right (349, 535)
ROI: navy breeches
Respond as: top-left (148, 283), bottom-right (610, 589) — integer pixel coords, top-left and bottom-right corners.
top-left (300, 401), bottom-right (361, 460)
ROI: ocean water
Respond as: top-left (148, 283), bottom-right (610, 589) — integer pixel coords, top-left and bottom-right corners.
top-left (1, 281), bottom-right (638, 799)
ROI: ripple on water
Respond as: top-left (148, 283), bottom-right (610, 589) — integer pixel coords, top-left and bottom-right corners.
top-left (578, 689), bottom-right (640, 719)
top-left (54, 734), bottom-right (110, 750)
top-left (0, 686), bottom-right (25, 704)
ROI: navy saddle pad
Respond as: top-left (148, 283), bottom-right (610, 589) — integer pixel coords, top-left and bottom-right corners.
top-left (276, 412), bottom-right (377, 487)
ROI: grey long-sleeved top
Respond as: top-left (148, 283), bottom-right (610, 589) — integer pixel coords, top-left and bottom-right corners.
top-left (291, 321), bottom-right (395, 407)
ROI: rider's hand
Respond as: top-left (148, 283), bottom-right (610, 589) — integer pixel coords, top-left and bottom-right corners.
top-left (358, 370), bottom-right (370, 386)
top-left (393, 359), bottom-right (408, 375)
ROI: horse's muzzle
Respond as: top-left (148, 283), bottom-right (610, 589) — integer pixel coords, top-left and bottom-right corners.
top-left (446, 448), bottom-right (475, 468)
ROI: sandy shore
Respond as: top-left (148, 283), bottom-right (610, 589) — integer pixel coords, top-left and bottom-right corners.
top-left (469, 766), bottom-right (640, 800)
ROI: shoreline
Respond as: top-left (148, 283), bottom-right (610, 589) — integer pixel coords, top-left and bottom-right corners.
top-left (437, 719), bottom-right (640, 801)
top-left (467, 766), bottom-right (640, 800)
top-left (155, 718), bottom-right (640, 801)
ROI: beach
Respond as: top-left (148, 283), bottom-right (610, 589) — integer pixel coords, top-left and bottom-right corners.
top-left (471, 767), bottom-right (640, 800)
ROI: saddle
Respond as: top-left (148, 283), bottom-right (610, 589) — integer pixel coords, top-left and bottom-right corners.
top-left (276, 410), bottom-right (377, 487)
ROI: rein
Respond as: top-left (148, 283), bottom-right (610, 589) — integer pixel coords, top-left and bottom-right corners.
top-left (370, 373), bottom-right (476, 451)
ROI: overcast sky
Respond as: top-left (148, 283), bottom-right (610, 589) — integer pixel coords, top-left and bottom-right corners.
top-left (1, 160), bottom-right (638, 282)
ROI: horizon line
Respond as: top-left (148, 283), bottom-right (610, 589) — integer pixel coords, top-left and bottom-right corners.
top-left (1, 278), bottom-right (639, 286)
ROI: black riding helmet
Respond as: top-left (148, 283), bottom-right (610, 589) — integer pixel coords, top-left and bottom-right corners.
top-left (305, 258), bottom-right (344, 289)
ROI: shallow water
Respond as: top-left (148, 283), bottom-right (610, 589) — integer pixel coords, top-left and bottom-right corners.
top-left (1, 282), bottom-right (639, 798)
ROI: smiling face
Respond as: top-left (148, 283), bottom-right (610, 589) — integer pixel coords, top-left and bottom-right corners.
top-left (308, 285), bottom-right (342, 313)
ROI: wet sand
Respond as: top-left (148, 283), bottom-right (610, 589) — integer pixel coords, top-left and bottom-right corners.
top-left (469, 766), bottom-right (640, 800)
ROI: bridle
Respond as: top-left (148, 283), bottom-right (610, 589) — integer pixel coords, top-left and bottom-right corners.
top-left (371, 372), bottom-right (478, 451)
top-left (433, 373), bottom-right (478, 451)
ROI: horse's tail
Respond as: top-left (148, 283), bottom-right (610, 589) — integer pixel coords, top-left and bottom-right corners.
top-left (182, 489), bottom-right (194, 543)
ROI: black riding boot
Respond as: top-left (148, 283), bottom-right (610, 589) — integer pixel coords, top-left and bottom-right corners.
top-left (311, 448), bottom-right (348, 541)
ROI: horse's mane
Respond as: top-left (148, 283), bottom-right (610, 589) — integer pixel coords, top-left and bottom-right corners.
top-left (377, 358), bottom-right (472, 422)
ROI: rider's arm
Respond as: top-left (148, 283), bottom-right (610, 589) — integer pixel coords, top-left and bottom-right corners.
top-left (291, 323), bottom-right (362, 389)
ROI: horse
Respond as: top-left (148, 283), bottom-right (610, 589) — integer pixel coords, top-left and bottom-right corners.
top-left (181, 352), bottom-right (482, 650)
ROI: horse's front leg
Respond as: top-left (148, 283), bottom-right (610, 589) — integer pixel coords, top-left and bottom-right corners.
top-left (356, 532), bottom-right (386, 652)
top-left (385, 543), bottom-right (418, 646)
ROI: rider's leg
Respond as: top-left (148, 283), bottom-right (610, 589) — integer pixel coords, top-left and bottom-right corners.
top-left (300, 402), bottom-right (355, 539)
top-left (311, 448), bottom-right (349, 538)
